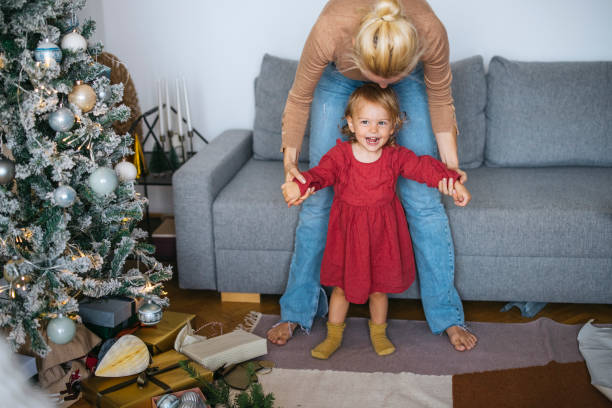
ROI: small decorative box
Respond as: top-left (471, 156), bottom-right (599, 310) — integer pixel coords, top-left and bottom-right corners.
top-left (134, 311), bottom-right (196, 355)
top-left (180, 329), bottom-right (267, 371)
top-left (79, 296), bottom-right (144, 327)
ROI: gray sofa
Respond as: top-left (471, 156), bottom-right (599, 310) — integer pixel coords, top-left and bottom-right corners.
top-left (173, 54), bottom-right (612, 304)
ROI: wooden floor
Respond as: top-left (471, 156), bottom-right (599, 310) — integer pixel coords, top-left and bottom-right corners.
top-left (73, 269), bottom-right (612, 407)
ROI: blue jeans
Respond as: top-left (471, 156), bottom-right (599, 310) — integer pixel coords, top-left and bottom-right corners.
top-left (279, 64), bottom-right (465, 335)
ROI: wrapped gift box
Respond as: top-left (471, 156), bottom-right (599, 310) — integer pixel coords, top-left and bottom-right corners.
top-left (79, 296), bottom-right (144, 327)
top-left (134, 311), bottom-right (196, 355)
top-left (15, 352), bottom-right (37, 378)
top-left (81, 349), bottom-right (213, 408)
top-left (85, 314), bottom-right (140, 340)
top-left (181, 329), bottom-right (267, 371)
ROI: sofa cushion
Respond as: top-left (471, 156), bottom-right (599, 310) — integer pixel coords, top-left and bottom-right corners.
top-left (253, 53), bottom-right (487, 168)
top-left (486, 57), bottom-right (612, 167)
top-left (450, 55), bottom-right (487, 169)
top-left (442, 167), bottom-right (612, 259)
top-left (253, 54), bottom-right (310, 162)
top-left (213, 158), bottom-right (299, 251)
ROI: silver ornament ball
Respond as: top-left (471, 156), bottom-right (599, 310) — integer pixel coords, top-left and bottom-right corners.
top-left (138, 301), bottom-right (163, 326)
top-left (178, 401), bottom-right (199, 408)
top-left (115, 160), bottom-right (137, 182)
top-left (88, 167), bottom-right (118, 196)
top-left (156, 394), bottom-right (179, 408)
top-left (34, 38), bottom-right (62, 64)
top-left (49, 107), bottom-right (75, 132)
top-left (47, 315), bottom-right (76, 345)
top-left (179, 391), bottom-right (204, 408)
top-left (0, 158), bottom-right (15, 185)
top-left (54, 185), bottom-right (77, 208)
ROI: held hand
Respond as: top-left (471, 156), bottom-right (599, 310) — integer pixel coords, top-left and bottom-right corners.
top-left (284, 163), bottom-right (314, 206)
top-left (452, 182), bottom-right (471, 207)
top-left (281, 181), bottom-right (302, 207)
top-left (452, 168), bottom-right (468, 184)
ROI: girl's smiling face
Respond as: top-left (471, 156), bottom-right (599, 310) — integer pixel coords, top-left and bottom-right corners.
top-left (346, 100), bottom-right (395, 154)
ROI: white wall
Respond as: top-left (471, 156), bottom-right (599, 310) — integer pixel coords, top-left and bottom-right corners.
top-left (80, 0), bottom-right (612, 215)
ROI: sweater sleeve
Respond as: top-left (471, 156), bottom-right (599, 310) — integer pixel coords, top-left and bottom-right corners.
top-left (281, 16), bottom-right (334, 157)
top-left (294, 146), bottom-right (340, 195)
top-left (396, 147), bottom-right (460, 188)
top-left (419, 16), bottom-right (458, 136)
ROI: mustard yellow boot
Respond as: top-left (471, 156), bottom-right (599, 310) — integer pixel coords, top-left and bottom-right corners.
top-left (369, 321), bottom-right (395, 356)
top-left (311, 322), bottom-right (346, 360)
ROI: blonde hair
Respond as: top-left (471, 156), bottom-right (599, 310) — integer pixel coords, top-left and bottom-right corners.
top-left (352, 0), bottom-right (423, 78)
top-left (341, 83), bottom-right (405, 147)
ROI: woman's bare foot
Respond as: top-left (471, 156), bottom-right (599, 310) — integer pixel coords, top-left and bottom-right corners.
top-left (446, 325), bottom-right (477, 351)
top-left (267, 322), bottom-right (298, 345)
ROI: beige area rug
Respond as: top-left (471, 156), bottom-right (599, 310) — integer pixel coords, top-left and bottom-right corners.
top-left (258, 368), bottom-right (452, 408)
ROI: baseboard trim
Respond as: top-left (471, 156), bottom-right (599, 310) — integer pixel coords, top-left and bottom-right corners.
top-left (220, 292), bottom-right (261, 303)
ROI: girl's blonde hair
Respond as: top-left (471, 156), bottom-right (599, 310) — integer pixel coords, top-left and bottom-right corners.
top-left (341, 83), bottom-right (405, 147)
top-left (352, 0), bottom-right (423, 78)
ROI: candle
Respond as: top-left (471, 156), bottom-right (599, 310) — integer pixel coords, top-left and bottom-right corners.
top-left (157, 80), bottom-right (165, 136)
top-left (175, 78), bottom-right (183, 136)
top-left (182, 78), bottom-right (192, 132)
top-left (165, 79), bottom-right (172, 133)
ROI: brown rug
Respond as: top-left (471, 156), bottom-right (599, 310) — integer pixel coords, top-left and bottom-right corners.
top-left (453, 361), bottom-right (612, 408)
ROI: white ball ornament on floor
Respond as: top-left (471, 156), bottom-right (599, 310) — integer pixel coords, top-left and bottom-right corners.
top-left (115, 160), bottom-right (137, 182)
top-left (47, 315), bottom-right (76, 345)
top-left (48, 107), bottom-right (75, 132)
top-left (68, 81), bottom-right (96, 113)
top-left (53, 185), bottom-right (76, 207)
top-left (60, 30), bottom-right (87, 52)
top-left (34, 38), bottom-right (62, 64)
top-left (0, 158), bottom-right (15, 185)
top-left (89, 167), bottom-right (118, 196)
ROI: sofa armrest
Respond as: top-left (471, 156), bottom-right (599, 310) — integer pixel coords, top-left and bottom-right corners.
top-left (172, 129), bottom-right (253, 289)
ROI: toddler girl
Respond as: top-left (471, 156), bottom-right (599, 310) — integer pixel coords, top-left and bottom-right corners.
top-left (282, 83), bottom-right (471, 359)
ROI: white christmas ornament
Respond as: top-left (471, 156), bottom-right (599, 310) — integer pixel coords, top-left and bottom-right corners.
top-left (115, 160), bottom-right (137, 182)
top-left (47, 315), bottom-right (76, 345)
top-left (54, 185), bottom-right (77, 207)
top-left (49, 107), bottom-right (75, 132)
top-left (89, 167), bottom-right (118, 196)
top-left (60, 30), bottom-right (87, 52)
top-left (34, 38), bottom-right (62, 64)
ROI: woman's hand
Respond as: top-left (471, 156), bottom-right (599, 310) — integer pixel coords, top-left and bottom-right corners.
top-left (452, 182), bottom-right (471, 207)
top-left (281, 181), bottom-right (303, 207)
top-left (283, 146), bottom-right (314, 206)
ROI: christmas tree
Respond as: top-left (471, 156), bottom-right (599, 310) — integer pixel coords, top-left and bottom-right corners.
top-left (0, 0), bottom-right (172, 356)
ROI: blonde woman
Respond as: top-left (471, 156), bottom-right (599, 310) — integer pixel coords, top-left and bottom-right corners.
top-left (268, 0), bottom-right (477, 351)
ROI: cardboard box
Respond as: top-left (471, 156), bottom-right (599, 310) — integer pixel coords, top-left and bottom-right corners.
top-left (81, 350), bottom-right (213, 408)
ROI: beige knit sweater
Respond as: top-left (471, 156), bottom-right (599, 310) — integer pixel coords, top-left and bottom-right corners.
top-left (281, 0), bottom-right (457, 156)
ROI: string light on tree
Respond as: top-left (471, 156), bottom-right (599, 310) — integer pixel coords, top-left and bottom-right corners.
top-left (68, 80), bottom-right (96, 112)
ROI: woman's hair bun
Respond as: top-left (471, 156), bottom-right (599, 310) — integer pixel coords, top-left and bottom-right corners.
top-left (374, 0), bottom-right (401, 22)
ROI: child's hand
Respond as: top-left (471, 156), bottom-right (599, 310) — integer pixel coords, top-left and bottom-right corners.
top-left (452, 182), bottom-right (471, 207)
top-left (281, 181), bottom-right (303, 207)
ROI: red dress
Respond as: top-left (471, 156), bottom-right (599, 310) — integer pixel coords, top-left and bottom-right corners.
top-left (297, 140), bottom-right (460, 304)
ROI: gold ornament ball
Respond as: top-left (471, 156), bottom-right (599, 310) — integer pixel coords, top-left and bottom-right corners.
top-left (68, 81), bottom-right (96, 112)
